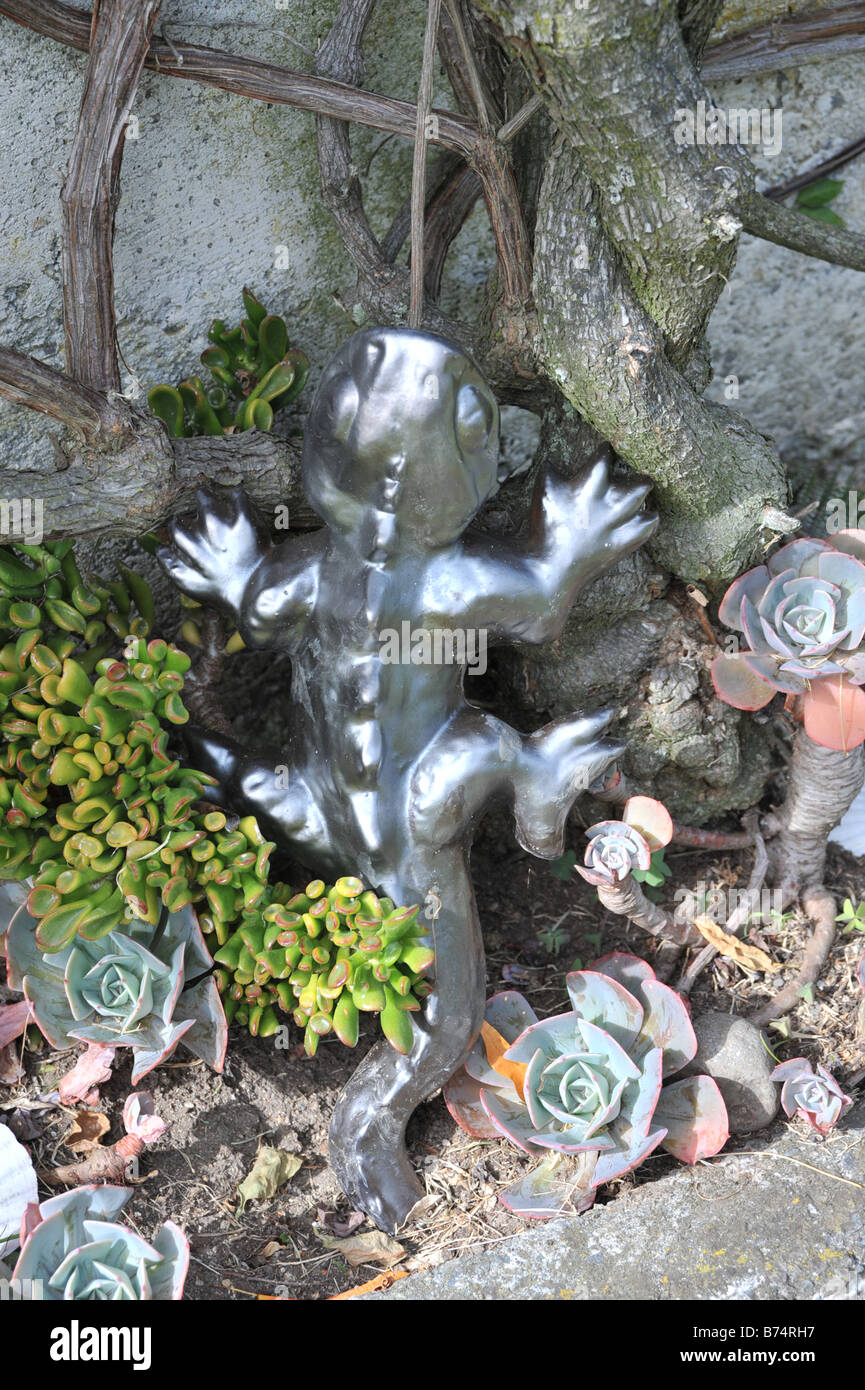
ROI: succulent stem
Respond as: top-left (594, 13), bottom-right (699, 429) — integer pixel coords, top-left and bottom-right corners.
top-left (595, 873), bottom-right (700, 947)
top-left (769, 728), bottom-right (865, 895)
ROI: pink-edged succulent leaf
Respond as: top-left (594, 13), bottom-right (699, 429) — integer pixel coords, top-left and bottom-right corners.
top-left (480, 1086), bottom-right (544, 1155)
top-left (770, 1057), bottom-right (853, 1135)
top-left (718, 566), bottom-right (770, 631)
top-left (766, 538), bottom-right (827, 576)
top-left (802, 677), bottom-right (865, 752)
top-left (828, 528), bottom-right (865, 563)
top-left (711, 653), bottom-right (776, 710)
top-left (485, 989), bottom-right (539, 1042)
top-left (591, 951), bottom-right (657, 996)
top-left (0, 999), bottom-right (32, 1048)
top-left (589, 1124), bottom-right (668, 1189)
top-left (58, 1044), bottom-right (115, 1104)
top-left (621, 796), bottom-right (674, 852)
top-left (497, 1152), bottom-right (597, 1220)
top-left (449, 989), bottom-right (536, 1104)
top-left (170, 905), bottom-right (228, 1074)
top-left (654, 1075), bottom-right (729, 1162)
top-left (503, 1011), bottom-right (584, 1067)
top-left (442, 1066), bottom-right (501, 1139)
top-left (631, 979), bottom-right (697, 1076)
top-left (122, 1091), bottom-right (168, 1145)
top-left (565, 970), bottom-right (644, 1051)
top-left (616, 1046), bottom-right (663, 1145)
top-left (858, 951), bottom-right (865, 993)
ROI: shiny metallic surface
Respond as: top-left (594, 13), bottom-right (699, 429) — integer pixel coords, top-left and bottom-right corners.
top-left (159, 327), bottom-right (658, 1231)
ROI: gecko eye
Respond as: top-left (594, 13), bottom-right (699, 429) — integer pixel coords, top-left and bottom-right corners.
top-left (455, 383), bottom-right (494, 455)
top-left (325, 372), bottom-right (360, 444)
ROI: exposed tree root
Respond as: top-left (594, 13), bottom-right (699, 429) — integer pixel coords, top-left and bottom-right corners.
top-left (596, 875), bottom-right (701, 948)
top-left (751, 888), bottom-right (837, 1027)
top-left (769, 732), bottom-right (865, 895)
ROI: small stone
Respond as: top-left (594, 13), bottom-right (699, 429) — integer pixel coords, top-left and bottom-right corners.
top-left (685, 1011), bottom-right (779, 1134)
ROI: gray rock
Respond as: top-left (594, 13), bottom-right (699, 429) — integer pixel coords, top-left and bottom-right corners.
top-left (686, 1010), bottom-right (779, 1135)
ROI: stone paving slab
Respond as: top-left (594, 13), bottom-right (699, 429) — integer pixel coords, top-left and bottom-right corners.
top-left (370, 1104), bottom-right (865, 1300)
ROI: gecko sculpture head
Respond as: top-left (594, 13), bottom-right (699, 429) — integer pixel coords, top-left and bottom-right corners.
top-left (302, 327), bottom-right (500, 557)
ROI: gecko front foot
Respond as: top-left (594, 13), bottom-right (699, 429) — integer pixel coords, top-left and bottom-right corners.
top-left (158, 485), bottom-right (269, 618)
top-left (514, 708), bottom-right (625, 858)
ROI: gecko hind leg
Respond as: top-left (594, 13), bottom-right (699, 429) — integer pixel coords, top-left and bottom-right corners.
top-left (513, 708), bottom-right (625, 859)
top-left (410, 706), bottom-right (624, 859)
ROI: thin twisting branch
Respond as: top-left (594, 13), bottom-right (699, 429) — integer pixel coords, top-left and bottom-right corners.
top-left (409, 0), bottom-right (443, 328)
top-left (61, 0), bottom-right (162, 390)
top-left (0, 347), bottom-right (126, 439)
top-left (1, 0), bottom-right (477, 155)
top-left (703, 1), bottom-right (865, 79)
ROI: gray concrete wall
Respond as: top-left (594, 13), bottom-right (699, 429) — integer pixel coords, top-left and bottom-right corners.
top-left (1, 1), bottom-right (863, 510)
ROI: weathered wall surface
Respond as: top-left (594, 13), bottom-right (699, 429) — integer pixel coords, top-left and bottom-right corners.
top-left (1, 0), bottom-right (863, 510)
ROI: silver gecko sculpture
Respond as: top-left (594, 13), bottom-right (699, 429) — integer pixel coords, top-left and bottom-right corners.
top-left (159, 327), bottom-right (658, 1231)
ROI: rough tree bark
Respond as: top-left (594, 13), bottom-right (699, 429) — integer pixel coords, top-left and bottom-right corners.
top-left (1, 0), bottom-right (864, 832)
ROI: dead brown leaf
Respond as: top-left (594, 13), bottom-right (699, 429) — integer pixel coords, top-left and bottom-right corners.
top-left (65, 1110), bottom-right (111, 1153)
top-left (693, 916), bottom-right (782, 972)
top-left (0, 1042), bottom-right (24, 1085)
top-left (314, 1227), bottom-right (406, 1268)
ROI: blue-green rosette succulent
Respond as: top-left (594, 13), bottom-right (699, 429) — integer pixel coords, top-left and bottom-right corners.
top-left (445, 952), bottom-right (728, 1218)
top-left (5, 898), bottom-right (227, 1084)
top-left (12, 1185), bottom-right (188, 1299)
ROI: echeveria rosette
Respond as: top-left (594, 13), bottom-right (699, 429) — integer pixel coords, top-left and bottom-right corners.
top-left (576, 822), bottom-right (650, 886)
top-left (12, 1186), bottom-right (188, 1300)
top-left (770, 1057), bottom-right (853, 1137)
top-left (712, 532), bottom-right (865, 750)
top-left (576, 796), bottom-right (673, 887)
top-left (6, 899), bottom-right (227, 1084)
top-left (444, 952), bottom-right (728, 1219)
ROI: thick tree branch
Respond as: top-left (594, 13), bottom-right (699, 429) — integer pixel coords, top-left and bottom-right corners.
top-left (741, 189), bottom-right (865, 273)
top-left (62, 0), bottom-right (161, 391)
top-left (703, 2), bottom-right (865, 80)
top-left (531, 147), bottom-right (787, 585)
top-left (0, 350), bottom-right (310, 539)
top-left (478, 0), bottom-right (753, 361)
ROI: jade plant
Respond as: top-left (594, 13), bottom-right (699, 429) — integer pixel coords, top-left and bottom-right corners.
top-left (769, 1057), bottom-right (853, 1136)
top-left (444, 951), bottom-right (728, 1218)
top-left (213, 876), bottom-right (435, 1056)
top-left (148, 287), bottom-right (309, 437)
top-left (712, 533), bottom-right (865, 749)
top-left (12, 1185), bottom-right (188, 1300)
top-left (6, 900), bottom-right (227, 1084)
top-left (0, 541), bottom-right (276, 952)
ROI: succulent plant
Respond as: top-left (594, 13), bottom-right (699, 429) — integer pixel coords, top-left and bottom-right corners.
top-left (6, 900), bottom-right (227, 1084)
top-left (576, 795), bottom-right (673, 886)
top-left (148, 287), bottom-right (309, 438)
top-left (770, 1057), bottom-right (853, 1137)
top-left (12, 1185), bottom-right (188, 1299)
top-left (0, 542), bottom-right (276, 951)
top-left (712, 533), bottom-right (865, 749)
top-left (212, 876), bottom-right (435, 1056)
top-left (444, 952), bottom-right (728, 1218)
